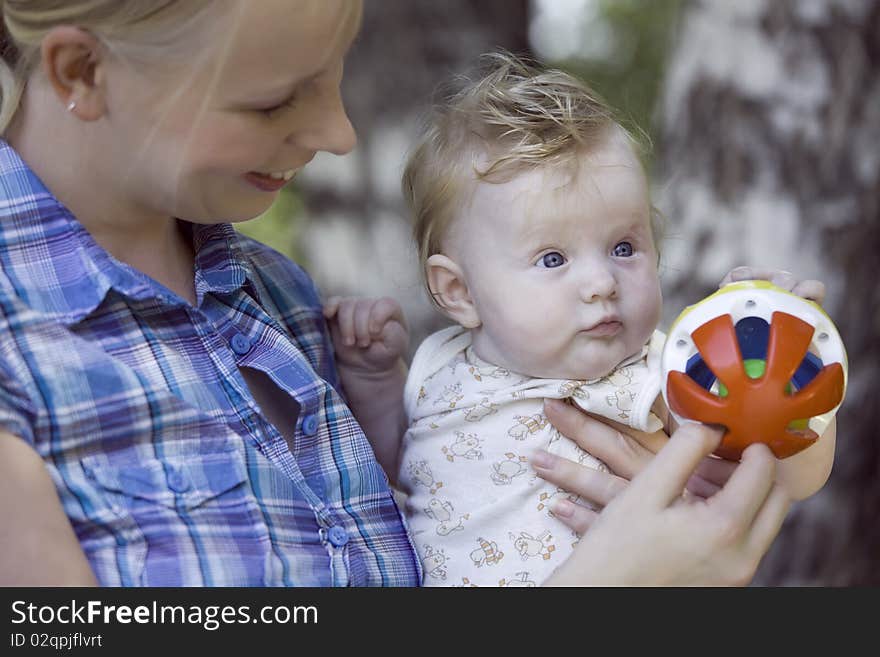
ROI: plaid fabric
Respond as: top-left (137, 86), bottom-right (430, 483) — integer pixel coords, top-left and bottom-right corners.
top-left (0, 141), bottom-right (420, 586)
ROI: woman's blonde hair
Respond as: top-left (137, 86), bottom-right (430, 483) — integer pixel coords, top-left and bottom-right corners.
top-left (0, 0), bottom-right (215, 133)
top-left (402, 50), bottom-right (658, 301)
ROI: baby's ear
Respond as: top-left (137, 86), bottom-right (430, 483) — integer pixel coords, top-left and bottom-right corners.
top-left (426, 254), bottom-right (481, 329)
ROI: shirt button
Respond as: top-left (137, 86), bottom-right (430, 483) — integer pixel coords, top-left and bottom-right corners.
top-left (302, 413), bottom-right (319, 435)
top-left (167, 468), bottom-right (191, 493)
top-left (230, 333), bottom-right (252, 355)
top-left (327, 525), bottom-right (349, 547)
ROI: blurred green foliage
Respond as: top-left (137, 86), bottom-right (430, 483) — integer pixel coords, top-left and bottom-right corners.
top-left (553, 0), bottom-right (683, 170)
top-left (233, 187), bottom-right (305, 263)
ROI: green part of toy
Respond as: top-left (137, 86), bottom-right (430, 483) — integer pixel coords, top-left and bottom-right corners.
top-left (716, 359), bottom-right (808, 430)
top-left (717, 359), bottom-right (767, 396)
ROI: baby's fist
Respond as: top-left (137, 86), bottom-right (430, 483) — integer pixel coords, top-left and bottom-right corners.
top-left (720, 266), bottom-right (826, 305)
top-left (323, 296), bottom-right (409, 373)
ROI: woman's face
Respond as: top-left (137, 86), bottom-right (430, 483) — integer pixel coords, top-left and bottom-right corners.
top-left (100, 0), bottom-right (361, 225)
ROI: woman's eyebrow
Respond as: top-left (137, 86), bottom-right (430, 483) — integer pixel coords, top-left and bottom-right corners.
top-left (260, 70), bottom-right (325, 102)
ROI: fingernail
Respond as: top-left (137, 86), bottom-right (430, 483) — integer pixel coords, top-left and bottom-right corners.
top-left (551, 499), bottom-right (574, 518)
top-left (345, 337), bottom-right (354, 346)
top-left (531, 450), bottom-right (555, 470)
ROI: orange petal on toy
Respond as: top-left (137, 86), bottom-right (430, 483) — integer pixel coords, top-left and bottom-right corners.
top-left (784, 363), bottom-right (845, 419)
top-left (666, 370), bottom-right (729, 425)
top-left (764, 312), bottom-right (815, 385)
top-left (690, 315), bottom-right (744, 391)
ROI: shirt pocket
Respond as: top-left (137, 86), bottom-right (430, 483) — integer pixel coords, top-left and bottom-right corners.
top-left (81, 450), bottom-right (249, 511)
top-left (79, 449), bottom-right (264, 585)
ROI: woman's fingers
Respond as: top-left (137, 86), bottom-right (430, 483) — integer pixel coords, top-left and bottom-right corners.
top-left (531, 449), bottom-right (629, 508)
top-left (543, 400), bottom-right (658, 479)
top-left (595, 415), bottom-right (670, 455)
top-left (551, 498), bottom-right (600, 536)
top-left (625, 422), bottom-right (724, 508)
top-left (709, 443), bottom-right (777, 529)
top-left (746, 484), bottom-right (791, 557)
top-left (684, 473), bottom-right (722, 499)
top-left (688, 454), bottom-right (738, 493)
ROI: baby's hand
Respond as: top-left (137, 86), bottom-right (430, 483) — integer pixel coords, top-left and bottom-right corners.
top-left (323, 296), bottom-right (409, 374)
top-left (720, 266), bottom-right (825, 305)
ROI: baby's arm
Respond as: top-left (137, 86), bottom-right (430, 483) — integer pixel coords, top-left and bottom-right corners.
top-left (323, 296), bottom-right (408, 481)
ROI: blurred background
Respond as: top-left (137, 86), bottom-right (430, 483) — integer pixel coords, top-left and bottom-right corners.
top-left (237, 0), bottom-right (879, 585)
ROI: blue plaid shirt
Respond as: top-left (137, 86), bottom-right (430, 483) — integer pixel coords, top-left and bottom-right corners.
top-left (0, 141), bottom-right (421, 586)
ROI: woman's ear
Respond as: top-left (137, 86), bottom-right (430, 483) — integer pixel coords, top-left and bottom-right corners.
top-left (426, 254), bottom-right (481, 329)
top-left (41, 26), bottom-right (108, 121)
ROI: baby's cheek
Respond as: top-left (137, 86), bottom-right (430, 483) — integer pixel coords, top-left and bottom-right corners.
top-left (624, 284), bottom-right (662, 343)
top-left (647, 289), bottom-right (663, 327)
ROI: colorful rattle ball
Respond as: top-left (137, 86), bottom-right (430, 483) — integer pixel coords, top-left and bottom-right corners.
top-left (661, 280), bottom-right (847, 460)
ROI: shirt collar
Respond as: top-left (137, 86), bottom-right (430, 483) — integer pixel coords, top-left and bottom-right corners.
top-left (0, 140), bottom-right (259, 324)
top-left (191, 221), bottom-right (261, 306)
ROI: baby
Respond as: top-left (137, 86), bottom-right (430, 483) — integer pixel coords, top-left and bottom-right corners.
top-left (324, 52), bottom-right (835, 586)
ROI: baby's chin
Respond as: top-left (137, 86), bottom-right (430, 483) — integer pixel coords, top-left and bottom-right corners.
top-left (522, 346), bottom-right (642, 381)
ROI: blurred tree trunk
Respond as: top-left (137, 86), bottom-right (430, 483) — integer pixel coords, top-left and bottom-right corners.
top-left (308, 0), bottom-right (531, 216)
top-left (298, 0), bottom-right (532, 352)
top-left (658, 0), bottom-right (879, 584)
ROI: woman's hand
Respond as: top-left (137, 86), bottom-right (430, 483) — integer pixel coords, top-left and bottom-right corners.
top-left (542, 421), bottom-right (791, 586)
top-left (533, 399), bottom-right (737, 534)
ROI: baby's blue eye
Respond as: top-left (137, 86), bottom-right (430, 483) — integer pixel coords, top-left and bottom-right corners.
top-left (538, 252), bottom-right (566, 268)
top-left (613, 242), bottom-right (634, 257)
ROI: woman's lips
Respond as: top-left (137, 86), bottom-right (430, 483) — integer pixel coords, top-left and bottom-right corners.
top-left (243, 171), bottom-right (290, 192)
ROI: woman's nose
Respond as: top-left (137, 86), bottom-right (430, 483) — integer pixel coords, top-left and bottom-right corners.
top-left (294, 88), bottom-right (357, 156)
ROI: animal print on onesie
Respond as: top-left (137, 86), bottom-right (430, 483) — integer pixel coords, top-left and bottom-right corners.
top-left (398, 325), bottom-right (665, 587)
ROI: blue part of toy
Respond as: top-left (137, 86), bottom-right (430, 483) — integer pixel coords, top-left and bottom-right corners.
top-left (685, 352), bottom-right (716, 390)
top-left (684, 315), bottom-right (823, 392)
top-left (734, 316), bottom-right (769, 360)
top-left (792, 351), bottom-right (822, 389)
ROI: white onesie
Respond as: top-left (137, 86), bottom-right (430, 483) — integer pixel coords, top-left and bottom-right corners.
top-left (398, 325), bottom-right (665, 587)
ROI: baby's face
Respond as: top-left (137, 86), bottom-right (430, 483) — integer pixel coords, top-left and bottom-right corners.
top-left (447, 131), bottom-right (662, 380)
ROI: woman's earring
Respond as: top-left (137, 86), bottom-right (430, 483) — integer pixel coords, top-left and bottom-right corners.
top-left (66, 100), bottom-right (77, 112)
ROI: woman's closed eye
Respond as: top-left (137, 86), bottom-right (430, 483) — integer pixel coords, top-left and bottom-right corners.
top-left (536, 251), bottom-right (567, 268)
top-left (612, 241), bottom-right (634, 257)
top-left (258, 74), bottom-right (325, 117)
top-left (258, 94), bottom-right (299, 116)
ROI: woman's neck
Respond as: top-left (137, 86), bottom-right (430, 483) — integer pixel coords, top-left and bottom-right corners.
top-left (6, 91), bottom-right (198, 305)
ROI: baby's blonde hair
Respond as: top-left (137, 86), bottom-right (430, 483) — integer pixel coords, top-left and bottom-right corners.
top-left (402, 51), bottom-right (657, 302)
top-left (0, 0), bottom-right (216, 133)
